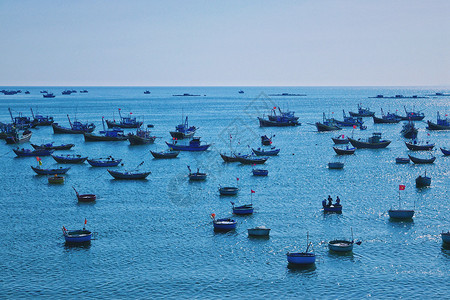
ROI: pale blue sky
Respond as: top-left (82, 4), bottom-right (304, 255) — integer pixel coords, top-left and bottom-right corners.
top-left (0, 0), bottom-right (449, 86)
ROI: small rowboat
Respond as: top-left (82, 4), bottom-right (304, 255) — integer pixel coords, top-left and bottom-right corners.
top-left (236, 155), bottom-right (268, 165)
top-left (248, 226), bottom-right (271, 237)
top-left (107, 169), bottom-right (151, 180)
top-left (408, 154), bottom-right (436, 164)
top-left (31, 166), bottom-right (70, 175)
top-left (396, 157), bottom-right (410, 164)
top-left (323, 201), bottom-right (343, 213)
top-left (252, 169), bottom-right (268, 176)
top-left (31, 143), bottom-right (75, 150)
top-left (333, 146), bottom-right (355, 155)
top-left (252, 147), bottom-right (280, 156)
top-left (232, 203), bottom-right (254, 215)
top-left (48, 175), bottom-right (64, 184)
top-left (189, 172), bottom-right (207, 181)
top-left (73, 187), bottom-right (96, 202)
top-left (213, 218), bottom-right (237, 231)
top-left (150, 150), bottom-right (180, 159)
top-left (219, 186), bottom-right (238, 196)
top-left (388, 209), bottom-right (414, 220)
top-left (328, 162), bottom-right (344, 169)
top-left (328, 240), bottom-right (354, 252)
top-left (13, 148), bottom-right (53, 157)
top-left (62, 227), bottom-right (92, 244)
top-left (405, 141), bottom-right (435, 151)
top-left (332, 136), bottom-right (349, 144)
top-left (87, 157), bottom-right (122, 167)
top-left (51, 154), bottom-right (88, 164)
top-left (440, 148), bottom-right (450, 156)
top-left (287, 233), bottom-right (315, 266)
top-left (442, 232), bottom-right (450, 244)
top-left (220, 152), bottom-right (239, 162)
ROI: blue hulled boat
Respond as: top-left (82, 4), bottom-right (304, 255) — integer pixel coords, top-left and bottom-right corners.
top-left (62, 226), bottom-right (92, 244)
top-left (107, 169), bottom-right (150, 180)
top-left (52, 115), bottom-right (95, 134)
top-left (52, 154), bottom-right (88, 164)
top-left (231, 203), bottom-right (254, 215)
top-left (166, 137), bottom-right (210, 151)
top-left (427, 112), bottom-right (450, 130)
top-left (252, 147), bottom-right (280, 156)
top-left (287, 233), bottom-right (316, 266)
top-left (252, 169), bottom-right (268, 176)
top-left (170, 116), bottom-right (196, 139)
top-left (105, 109), bottom-right (143, 129)
top-left (87, 157), bottom-right (122, 167)
top-left (212, 218), bottom-right (237, 231)
top-left (31, 165), bottom-right (71, 175)
top-left (13, 148), bottom-right (53, 157)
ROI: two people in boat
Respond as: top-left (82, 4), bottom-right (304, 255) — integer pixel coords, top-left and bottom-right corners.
top-left (323, 195), bottom-right (341, 207)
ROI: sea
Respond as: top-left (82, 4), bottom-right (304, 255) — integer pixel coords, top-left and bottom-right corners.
top-left (0, 86), bottom-right (449, 299)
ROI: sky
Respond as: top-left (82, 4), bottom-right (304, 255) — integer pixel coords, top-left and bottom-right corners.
top-left (0, 0), bottom-right (449, 86)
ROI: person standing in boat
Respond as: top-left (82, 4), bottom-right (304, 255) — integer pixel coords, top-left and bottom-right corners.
top-left (327, 195), bottom-right (333, 206)
top-left (335, 196), bottom-right (341, 206)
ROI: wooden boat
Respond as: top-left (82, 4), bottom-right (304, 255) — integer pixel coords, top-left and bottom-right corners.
top-left (258, 108), bottom-right (300, 127)
top-left (258, 117), bottom-right (299, 127)
top-left (8, 108), bottom-right (33, 129)
top-left (416, 172), bottom-right (431, 187)
top-left (426, 112), bottom-right (450, 130)
top-left (348, 133), bottom-right (391, 149)
top-left (107, 169), bottom-right (151, 180)
top-left (128, 128), bottom-right (156, 145)
top-left (405, 141), bottom-right (435, 151)
top-left (13, 148), bottom-right (53, 157)
top-left (219, 186), bottom-right (239, 196)
top-left (248, 226), bottom-right (270, 237)
top-left (73, 187), bottom-right (96, 202)
top-left (62, 227), bottom-right (91, 244)
top-left (252, 169), bottom-right (268, 176)
top-left (287, 233), bottom-right (315, 265)
top-left (332, 135), bottom-right (349, 144)
top-left (348, 104), bottom-right (375, 117)
top-left (84, 118), bottom-right (127, 141)
top-left (213, 218), bottom-right (237, 231)
top-left (30, 108), bottom-right (54, 126)
top-left (48, 175), bottom-right (64, 184)
top-left (220, 152), bottom-right (238, 162)
top-left (31, 165), bottom-right (70, 175)
top-left (408, 154), bottom-right (436, 164)
top-left (394, 106), bottom-right (425, 121)
top-left (388, 209), bottom-right (414, 220)
top-left (5, 131), bottom-right (32, 144)
top-left (396, 157), bottom-right (410, 164)
top-left (323, 198), bottom-right (343, 213)
top-left (316, 113), bottom-right (341, 131)
top-left (441, 148), bottom-right (450, 156)
top-left (333, 146), bottom-right (355, 155)
top-left (52, 115), bottom-right (95, 134)
top-left (400, 121), bottom-right (418, 139)
top-left (87, 157), bottom-right (122, 167)
top-left (372, 109), bottom-right (401, 124)
top-left (261, 135), bottom-right (273, 145)
top-left (328, 162), bottom-right (344, 169)
top-left (442, 232), bottom-right (450, 244)
top-left (52, 154), bottom-right (88, 164)
top-left (188, 166), bottom-right (207, 181)
top-left (150, 150), bottom-right (180, 159)
top-left (166, 137), bottom-right (210, 151)
top-left (31, 143), bottom-right (75, 151)
top-left (328, 240), bottom-right (354, 252)
top-left (232, 203), bottom-right (253, 215)
top-left (169, 116), bottom-right (196, 139)
top-left (105, 109), bottom-right (142, 128)
top-left (335, 110), bottom-right (364, 128)
top-left (252, 147), bottom-right (280, 156)
top-left (236, 155), bottom-right (268, 165)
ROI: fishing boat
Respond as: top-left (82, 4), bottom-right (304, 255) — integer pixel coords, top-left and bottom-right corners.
top-left (144, 90), bottom-right (151, 94)
top-left (287, 233), bottom-right (316, 266)
top-left (169, 116), bottom-right (196, 139)
top-left (107, 169), bottom-right (151, 180)
top-left (236, 154), bottom-right (268, 165)
top-left (372, 109), bottom-right (401, 124)
top-left (13, 148), bottom-right (53, 157)
top-left (328, 162), bottom-right (344, 169)
top-left (48, 175), bottom-right (65, 184)
top-left (333, 146), bottom-right (355, 155)
top-left (261, 135), bottom-right (273, 145)
top-left (400, 121), bottom-right (418, 139)
top-left (396, 157), bottom-right (410, 164)
top-left (426, 112), bottom-right (450, 130)
top-left (219, 186), bottom-right (239, 196)
top-left (30, 108), bottom-right (54, 126)
top-left (332, 135), bottom-right (349, 144)
top-left (173, 93), bottom-right (200, 97)
top-left (220, 152), bottom-right (238, 162)
top-left (348, 103), bottom-right (375, 117)
top-left (388, 185), bottom-right (414, 220)
top-left (248, 226), bottom-right (270, 237)
top-left (43, 93), bottom-right (55, 98)
top-left (52, 115), bottom-right (95, 134)
top-left (31, 165), bottom-right (71, 175)
top-left (405, 141), bottom-right (435, 151)
top-left (252, 147), bottom-right (280, 156)
top-left (322, 197), bottom-right (343, 213)
top-left (8, 108), bottom-right (33, 129)
top-left (105, 109), bottom-right (143, 128)
top-left (441, 148), bottom-right (450, 156)
top-left (442, 232), bottom-right (450, 244)
top-left (51, 154), bottom-right (88, 164)
top-left (5, 130), bottom-right (32, 144)
top-left (348, 133), bottom-right (391, 149)
top-left (62, 226), bottom-right (91, 244)
top-left (84, 118), bottom-right (128, 141)
top-left (258, 117), bottom-right (299, 127)
top-left (238, 90), bottom-right (244, 94)
top-left (415, 172), bottom-right (431, 188)
top-left (150, 150), bottom-right (180, 159)
top-left (334, 110), bottom-right (364, 128)
top-left (188, 166), bottom-right (207, 181)
top-left (315, 113), bottom-right (341, 131)
top-left (394, 106), bottom-right (425, 121)
top-left (73, 187), bottom-right (96, 202)
top-left (166, 137), bottom-right (210, 151)
top-left (212, 217), bottom-right (237, 231)
top-left (408, 154), bottom-right (436, 164)
top-left (328, 240), bottom-right (354, 252)
top-left (31, 143), bottom-right (75, 151)
top-left (87, 157), bottom-right (122, 167)
top-left (128, 128), bottom-right (156, 145)
top-left (80, 90), bottom-right (88, 93)
top-left (252, 169), bottom-right (268, 176)
top-left (232, 203), bottom-right (254, 215)
top-left (268, 107), bottom-right (300, 123)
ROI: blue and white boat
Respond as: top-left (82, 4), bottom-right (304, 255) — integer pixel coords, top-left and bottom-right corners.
top-left (105, 109), bottom-right (143, 129)
top-left (62, 226), bottom-right (92, 244)
top-left (52, 115), bottom-right (95, 134)
top-left (212, 218), bottom-right (237, 231)
top-left (252, 147), bottom-right (280, 156)
top-left (166, 137), bottom-right (210, 151)
top-left (170, 116), bottom-right (196, 139)
top-left (87, 157), bottom-right (122, 167)
top-left (231, 202), bottom-right (254, 215)
top-left (388, 187), bottom-right (414, 220)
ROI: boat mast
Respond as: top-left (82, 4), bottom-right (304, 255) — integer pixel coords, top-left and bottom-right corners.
top-left (30, 108), bottom-right (35, 119)
top-left (67, 114), bottom-right (73, 127)
top-left (102, 117), bottom-right (106, 131)
top-left (118, 108), bottom-right (123, 120)
top-left (8, 108), bottom-right (14, 123)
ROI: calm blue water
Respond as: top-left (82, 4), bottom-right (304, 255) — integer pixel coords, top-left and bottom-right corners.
top-left (0, 87), bottom-right (449, 298)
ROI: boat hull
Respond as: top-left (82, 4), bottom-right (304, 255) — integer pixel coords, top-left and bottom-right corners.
top-left (105, 120), bottom-right (142, 129)
top-left (396, 157), bottom-right (410, 164)
top-left (333, 147), bottom-right (355, 155)
top-left (213, 219), bottom-right (237, 231)
top-left (87, 158), bottom-right (122, 167)
top-left (248, 227), bottom-right (270, 237)
top-left (52, 123), bottom-right (95, 134)
top-left (332, 137), bottom-right (349, 144)
top-left (232, 205), bottom-right (254, 215)
top-left (323, 204), bottom-right (342, 213)
top-left (287, 253), bottom-right (316, 265)
top-left (48, 176), bottom-right (65, 184)
top-left (415, 176), bottom-right (431, 187)
top-left (64, 230), bottom-right (92, 244)
top-left (328, 240), bottom-right (354, 252)
top-left (13, 148), bottom-right (53, 157)
top-left (328, 162), bottom-right (344, 169)
top-left (5, 133), bottom-right (32, 144)
top-left (442, 233), bottom-right (450, 244)
top-left (220, 153), bottom-right (238, 162)
top-left (189, 173), bottom-right (207, 181)
top-left (252, 148), bottom-right (280, 156)
top-left (84, 133), bottom-right (128, 142)
top-left (236, 156), bottom-right (268, 165)
top-left (372, 116), bottom-right (400, 124)
top-left (388, 209), bottom-right (414, 219)
top-left (77, 194), bottom-right (96, 202)
top-left (31, 166), bottom-right (70, 175)
top-left (426, 121), bottom-right (450, 130)
top-left (405, 142), bottom-right (435, 151)
top-left (408, 155), bottom-right (436, 164)
top-left (252, 169), bottom-right (269, 176)
top-left (348, 138), bottom-right (391, 149)
top-left (128, 134), bottom-right (156, 145)
top-left (169, 131), bottom-right (195, 139)
top-left (150, 151), bottom-right (180, 159)
top-left (107, 169), bottom-right (150, 180)
top-left (258, 117), bottom-right (299, 127)
top-left (52, 155), bottom-right (88, 164)
top-left (219, 187), bottom-right (238, 195)
top-left (31, 143), bottom-right (75, 150)
top-left (441, 148), bottom-right (450, 156)
top-left (315, 122), bottom-right (341, 132)
top-left (166, 142), bottom-right (210, 151)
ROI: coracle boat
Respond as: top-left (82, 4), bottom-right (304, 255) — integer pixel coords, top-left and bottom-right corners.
top-left (87, 157), bottom-right (122, 167)
top-left (322, 198), bottom-right (343, 213)
top-left (52, 115), bottom-right (95, 134)
top-left (252, 147), bottom-right (280, 156)
top-left (212, 217), bottom-right (237, 231)
top-left (315, 113), bottom-right (341, 131)
top-left (52, 154), bottom-right (88, 164)
top-left (13, 148), bottom-right (53, 157)
top-left (408, 154), bottom-right (436, 164)
top-left (332, 135), bottom-right (349, 144)
top-left (31, 142), bottom-right (75, 151)
top-left (400, 121), bottom-right (418, 139)
top-left (150, 150), bottom-right (180, 159)
top-left (253, 169), bottom-right (268, 176)
top-left (62, 226), bottom-right (91, 244)
top-left (169, 116), bottom-right (196, 139)
top-left (236, 154), bottom-right (268, 165)
top-left (333, 146), bottom-right (355, 155)
top-left (328, 162), bottom-right (344, 169)
top-left (5, 131), bottom-right (32, 144)
top-left (328, 240), bottom-right (354, 252)
top-left (188, 166), bottom-right (207, 181)
top-left (105, 109), bottom-right (142, 128)
top-left (348, 133), bottom-right (391, 149)
top-left (128, 128), bottom-right (156, 145)
top-left (73, 187), bottom-right (96, 202)
top-left (442, 232), bottom-right (450, 244)
top-left (219, 186), bottom-right (239, 196)
top-left (48, 175), bottom-right (64, 184)
top-left (405, 141), bottom-right (435, 151)
top-left (426, 112), bottom-right (450, 130)
top-left (107, 169), bottom-right (151, 180)
top-left (166, 137), bottom-right (210, 151)
top-left (348, 103), bottom-right (375, 117)
top-left (31, 165), bottom-right (71, 175)
top-left (231, 203), bottom-right (253, 215)
top-left (388, 186), bottom-right (414, 220)
top-left (248, 226), bottom-right (270, 237)
top-left (287, 233), bottom-right (316, 266)
top-left (415, 172), bottom-right (431, 188)
top-left (395, 157), bottom-right (410, 164)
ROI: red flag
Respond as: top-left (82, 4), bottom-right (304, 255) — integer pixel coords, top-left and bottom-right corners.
top-left (399, 185), bottom-right (405, 190)
top-left (251, 190), bottom-right (255, 193)
top-left (236, 178), bottom-right (239, 181)
top-left (130, 112), bottom-right (132, 115)
top-left (84, 218), bottom-right (87, 225)
top-left (342, 135), bottom-right (344, 138)
top-left (172, 137), bottom-right (175, 140)
top-left (353, 125), bottom-right (357, 129)
top-left (210, 213), bottom-right (216, 219)
top-left (36, 157), bottom-right (41, 161)
top-left (273, 107), bottom-right (276, 109)
top-left (118, 108), bottom-right (121, 110)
